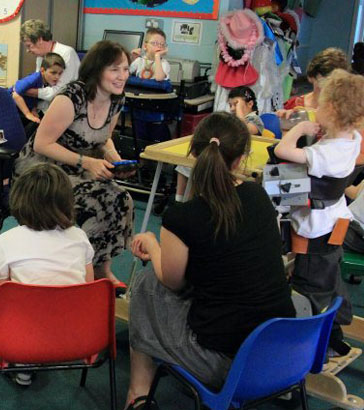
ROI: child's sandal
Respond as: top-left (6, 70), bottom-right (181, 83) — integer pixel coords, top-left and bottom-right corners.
top-left (126, 395), bottom-right (159, 409)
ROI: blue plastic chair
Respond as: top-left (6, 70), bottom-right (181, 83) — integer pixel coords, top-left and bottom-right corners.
top-left (260, 113), bottom-right (282, 139)
top-left (145, 297), bottom-right (342, 410)
top-left (0, 87), bottom-right (26, 152)
top-left (0, 87), bottom-right (26, 227)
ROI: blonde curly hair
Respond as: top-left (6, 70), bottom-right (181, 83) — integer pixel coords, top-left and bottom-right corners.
top-left (319, 69), bottom-right (364, 132)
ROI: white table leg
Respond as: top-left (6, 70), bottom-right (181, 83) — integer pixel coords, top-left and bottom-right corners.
top-left (140, 161), bottom-right (163, 233)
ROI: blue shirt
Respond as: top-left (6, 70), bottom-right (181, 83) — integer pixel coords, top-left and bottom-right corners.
top-left (8, 71), bottom-right (43, 111)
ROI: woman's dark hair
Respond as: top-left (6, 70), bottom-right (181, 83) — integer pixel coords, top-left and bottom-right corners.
top-left (228, 86), bottom-right (259, 114)
top-left (188, 112), bottom-right (251, 239)
top-left (10, 163), bottom-right (75, 231)
top-left (79, 40), bottom-right (130, 101)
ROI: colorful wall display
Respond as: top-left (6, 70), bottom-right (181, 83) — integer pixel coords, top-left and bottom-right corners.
top-left (84, 0), bottom-right (219, 20)
top-left (0, 43), bottom-right (7, 87)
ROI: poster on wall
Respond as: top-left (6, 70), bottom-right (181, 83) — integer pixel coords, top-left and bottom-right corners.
top-left (84, 0), bottom-right (219, 20)
top-left (0, 44), bottom-right (7, 87)
top-left (172, 20), bottom-right (202, 45)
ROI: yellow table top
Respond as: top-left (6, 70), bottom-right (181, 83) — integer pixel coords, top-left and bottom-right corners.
top-left (140, 135), bottom-right (276, 174)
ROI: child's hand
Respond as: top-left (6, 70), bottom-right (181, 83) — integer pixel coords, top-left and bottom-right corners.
top-left (25, 112), bottom-right (41, 123)
top-left (154, 47), bottom-right (168, 58)
top-left (131, 48), bottom-right (142, 60)
top-left (276, 109), bottom-right (294, 119)
top-left (297, 121), bottom-right (320, 136)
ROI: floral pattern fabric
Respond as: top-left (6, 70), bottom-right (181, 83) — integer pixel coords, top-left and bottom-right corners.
top-left (14, 81), bottom-right (134, 266)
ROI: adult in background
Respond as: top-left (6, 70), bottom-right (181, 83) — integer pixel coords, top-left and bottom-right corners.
top-left (283, 47), bottom-right (349, 110)
top-left (14, 41), bottom-right (134, 286)
top-left (20, 19), bottom-right (80, 112)
top-left (124, 112), bottom-right (295, 409)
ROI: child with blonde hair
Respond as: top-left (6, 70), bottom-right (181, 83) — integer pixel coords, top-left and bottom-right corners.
top-left (275, 69), bottom-right (364, 356)
top-left (130, 27), bottom-right (170, 81)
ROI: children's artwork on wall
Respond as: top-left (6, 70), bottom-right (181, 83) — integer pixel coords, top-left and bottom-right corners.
top-left (172, 20), bottom-right (202, 44)
top-left (0, 44), bottom-right (7, 87)
top-left (84, 0), bottom-right (219, 20)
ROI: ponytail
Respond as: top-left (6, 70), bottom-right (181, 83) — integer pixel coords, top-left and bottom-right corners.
top-left (189, 112), bottom-right (251, 239)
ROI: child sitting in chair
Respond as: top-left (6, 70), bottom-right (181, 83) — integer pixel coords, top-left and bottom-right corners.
top-left (0, 163), bottom-right (94, 386)
top-left (228, 86), bottom-right (264, 136)
top-left (9, 52), bottom-right (65, 125)
top-left (130, 27), bottom-right (170, 81)
top-left (129, 28), bottom-right (172, 143)
top-left (175, 86), bottom-right (263, 203)
top-left (274, 69), bottom-right (364, 356)
top-left (0, 163), bottom-right (94, 286)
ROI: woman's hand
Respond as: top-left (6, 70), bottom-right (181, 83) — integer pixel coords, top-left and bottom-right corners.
top-left (113, 169), bottom-right (137, 180)
top-left (131, 232), bottom-right (159, 261)
top-left (82, 157), bottom-right (114, 180)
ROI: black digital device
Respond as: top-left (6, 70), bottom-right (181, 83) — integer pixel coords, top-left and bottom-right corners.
top-left (103, 30), bottom-right (144, 53)
top-left (111, 160), bottom-right (139, 173)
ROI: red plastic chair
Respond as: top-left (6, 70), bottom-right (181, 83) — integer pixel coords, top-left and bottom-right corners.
top-left (0, 279), bottom-right (117, 410)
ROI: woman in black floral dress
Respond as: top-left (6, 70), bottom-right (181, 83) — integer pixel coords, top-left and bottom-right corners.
top-left (14, 41), bottom-right (134, 285)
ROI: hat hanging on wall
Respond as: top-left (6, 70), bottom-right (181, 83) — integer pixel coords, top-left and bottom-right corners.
top-left (276, 9), bottom-right (300, 39)
top-left (215, 9), bottom-right (263, 87)
top-left (251, 0), bottom-right (273, 16)
top-left (271, 0), bottom-right (288, 12)
top-left (218, 8), bottom-right (264, 65)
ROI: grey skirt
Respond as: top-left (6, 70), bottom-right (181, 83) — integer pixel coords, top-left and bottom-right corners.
top-left (129, 269), bottom-right (232, 389)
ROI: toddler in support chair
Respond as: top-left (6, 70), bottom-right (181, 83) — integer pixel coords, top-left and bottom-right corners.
top-left (274, 69), bottom-right (364, 356)
top-left (129, 27), bottom-right (172, 143)
top-left (130, 27), bottom-right (170, 81)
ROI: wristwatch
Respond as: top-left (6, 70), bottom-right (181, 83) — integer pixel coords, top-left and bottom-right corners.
top-left (76, 153), bottom-right (83, 170)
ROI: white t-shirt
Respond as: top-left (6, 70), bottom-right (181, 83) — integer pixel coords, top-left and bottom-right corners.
top-left (130, 56), bottom-right (170, 80)
top-left (290, 130), bottom-right (362, 238)
top-left (0, 225), bottom-right (94, 285)
top-left (36, 42), bottom-right (80, 110)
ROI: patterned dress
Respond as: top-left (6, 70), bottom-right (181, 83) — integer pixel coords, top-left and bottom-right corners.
top-left (14, 81), bottom-right (134, 266)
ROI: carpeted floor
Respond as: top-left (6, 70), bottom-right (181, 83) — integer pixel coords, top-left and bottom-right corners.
top-left (1, 196), bottom-right (364, 410)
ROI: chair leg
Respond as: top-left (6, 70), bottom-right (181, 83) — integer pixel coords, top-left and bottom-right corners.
top-left (144, 365), bottom-right (165, 409)
top-left (162, 366), bottom-right (202, 410)
top-left (109, 358), bottom-right (117, 410)
top-left (299, 380), bottom-right (309, 410)
top-left (80, 368), bottom-right (88, 387)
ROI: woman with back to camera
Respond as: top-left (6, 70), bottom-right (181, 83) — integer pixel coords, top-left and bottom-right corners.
top-left (14, 41), bottom-right (134, 287)
top-left (124, 112), bottom-right (296, 409)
